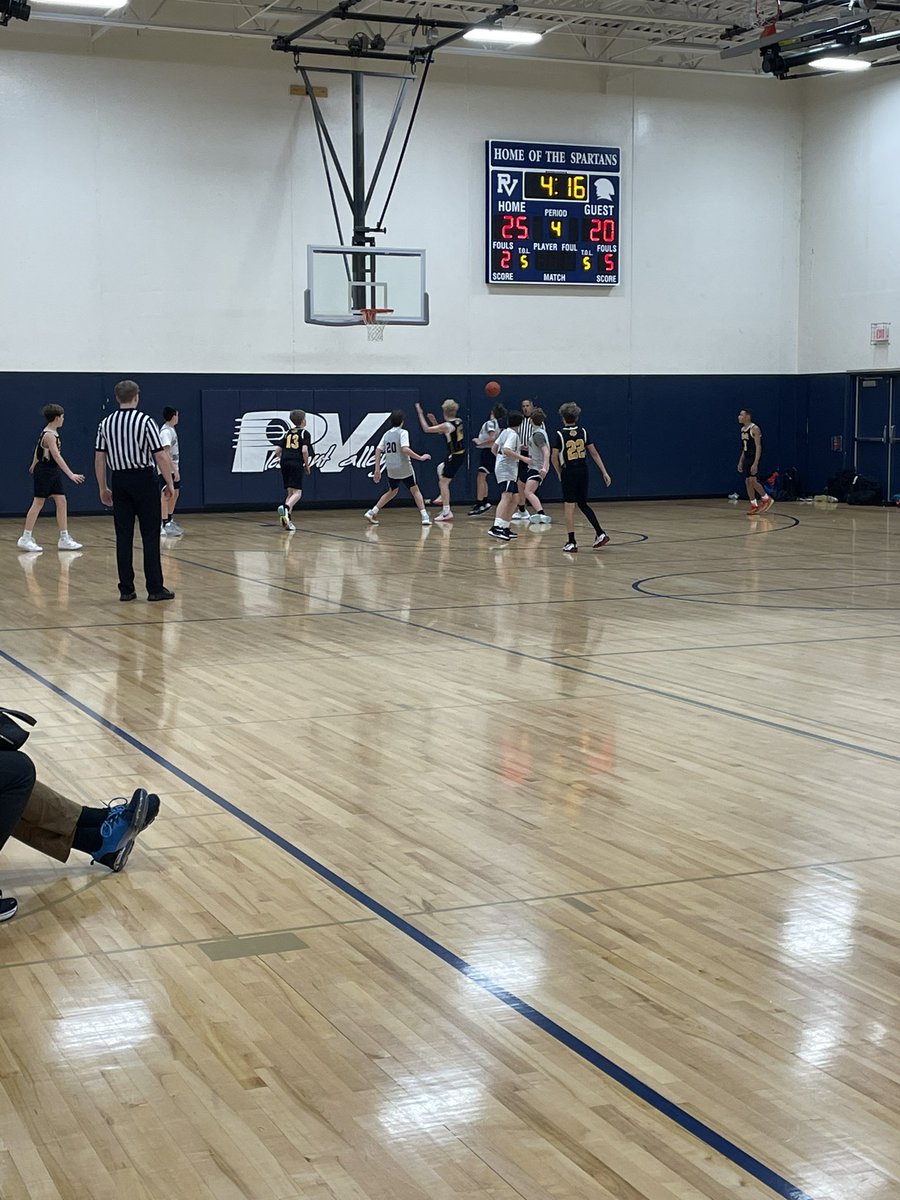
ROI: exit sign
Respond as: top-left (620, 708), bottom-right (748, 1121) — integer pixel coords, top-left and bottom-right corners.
top-left (871, 323), bottom-right (891, 345)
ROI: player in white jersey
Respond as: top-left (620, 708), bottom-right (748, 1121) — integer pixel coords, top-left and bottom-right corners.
top-left (468, 402), bottom-right (506, 516)
top-left (159, 406), bottom-right (183, 536)
top-left (488, 411), bottom-right (531, 542)
top-left (365, 411), bottom-right (432, 526)
top-left (523, 406), bottom-right (552, 525)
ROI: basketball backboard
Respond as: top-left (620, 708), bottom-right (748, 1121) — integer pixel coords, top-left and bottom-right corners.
top-left (306, 245), bottom-right (429, 326)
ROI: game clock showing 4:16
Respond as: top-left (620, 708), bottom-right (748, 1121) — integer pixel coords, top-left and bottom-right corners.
top-left (486, 139), bottom-right (622, 287)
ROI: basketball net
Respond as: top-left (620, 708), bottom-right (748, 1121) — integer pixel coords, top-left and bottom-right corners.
top-left (359, 308), bottom-right (392, 343)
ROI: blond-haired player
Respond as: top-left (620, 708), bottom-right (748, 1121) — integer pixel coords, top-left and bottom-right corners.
top-left (415, 399), bottom-right (465, 523)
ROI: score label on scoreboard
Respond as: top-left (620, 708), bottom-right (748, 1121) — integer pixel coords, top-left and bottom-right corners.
top-left (486, 139), bottom-right (622, 287)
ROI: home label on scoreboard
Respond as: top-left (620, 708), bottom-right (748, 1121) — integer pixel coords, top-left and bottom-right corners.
top-left (486, 139), bottom-right (621, 287)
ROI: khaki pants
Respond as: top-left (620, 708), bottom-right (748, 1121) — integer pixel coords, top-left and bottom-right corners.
top-left (13, 779), bottom-right (80, 863)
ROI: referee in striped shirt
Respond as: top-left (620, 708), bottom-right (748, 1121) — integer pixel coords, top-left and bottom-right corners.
top-left (514, 398), bottom-right (535, 520)
top-left (95, 380), bottom-right (176, 602)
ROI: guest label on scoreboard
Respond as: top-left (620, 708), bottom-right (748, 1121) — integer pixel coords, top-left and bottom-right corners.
top-left (486, 139), bottom-right (622, 287)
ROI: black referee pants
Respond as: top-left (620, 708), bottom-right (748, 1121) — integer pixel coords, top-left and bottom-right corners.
top-left (111, 469), bottom-right (164, 596)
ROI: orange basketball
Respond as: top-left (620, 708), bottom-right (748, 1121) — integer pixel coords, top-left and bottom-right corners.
top-left (485, 381), bottom-right (501, 398)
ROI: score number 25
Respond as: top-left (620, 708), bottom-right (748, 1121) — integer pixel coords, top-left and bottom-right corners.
top-left (500, 216), bottom-right (529, 240)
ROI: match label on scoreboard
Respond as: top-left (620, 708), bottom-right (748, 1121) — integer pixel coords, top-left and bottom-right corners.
top-left (486, 139), bottom-right (622, 288)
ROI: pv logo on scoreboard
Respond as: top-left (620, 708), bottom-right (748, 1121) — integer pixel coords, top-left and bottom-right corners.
top-left (485, 139), bottom-right (622, 288)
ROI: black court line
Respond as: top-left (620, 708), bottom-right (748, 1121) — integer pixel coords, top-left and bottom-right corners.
top-left (406, 848), bottom-right (900, 917)
top-left (164, 539), bottom-right (900, 769)
top-left (547, 629), bottom-right (900, 660)
top-left (633, 566), bottom-right (900, 611)
top-left (0, 644), bottom-right (813, 1200)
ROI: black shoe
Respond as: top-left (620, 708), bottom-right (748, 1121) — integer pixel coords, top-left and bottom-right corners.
top-left (119, 591), bottom-right (137, 602)
top-left (0, 895), bottom-right (18, 922)
top-left (467, 506), bottom-right (482, 516)
top-left (147, 588), bottom-right (175, 602)
top-left (488, 526), bottom-right (508, 540)
top-left (506, 528), bottom-right (518, 539)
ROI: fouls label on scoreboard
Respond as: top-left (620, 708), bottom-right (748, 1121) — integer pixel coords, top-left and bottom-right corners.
top-left (486, 139), bottom-right (622, 287)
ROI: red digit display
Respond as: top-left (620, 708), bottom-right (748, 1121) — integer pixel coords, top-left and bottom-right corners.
top-left (516, 215), bottom-right (529, 239)
top-left (501, 250), bottom-right (511, 269)
top-left (501, 216), bottom-right (515, 239)
top-left (604, 253), bottom-right (616, 271)
top-left (589, 218), bottom-right (616, 243)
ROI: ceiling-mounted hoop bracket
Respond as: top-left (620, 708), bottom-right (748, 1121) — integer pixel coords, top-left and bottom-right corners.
top-left (272, 2), bottom-right (519, 251)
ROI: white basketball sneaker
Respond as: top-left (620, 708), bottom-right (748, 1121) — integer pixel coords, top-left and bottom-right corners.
top-left (58, 533), bottom-right (83, 551)
top-left (17, 534), bottom-right (42, 553)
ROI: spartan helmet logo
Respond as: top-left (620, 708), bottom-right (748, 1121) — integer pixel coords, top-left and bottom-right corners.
top-left (593, 177), bottom-right (616, 201)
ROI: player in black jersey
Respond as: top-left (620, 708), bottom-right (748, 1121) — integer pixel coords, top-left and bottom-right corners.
top-left (272, 409), bottom-right (311, 531)
top-left (18, 404), bottom-right (85, 553)
top-left (738, 409), bottom-right (772, 515)
top-left (415, 399), bottom-right (465, 522)
top-left (552, 403), bottom-right (611, 553)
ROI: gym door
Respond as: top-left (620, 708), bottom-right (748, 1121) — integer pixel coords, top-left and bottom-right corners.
top-left (853, 375), bottom-right (900, 498)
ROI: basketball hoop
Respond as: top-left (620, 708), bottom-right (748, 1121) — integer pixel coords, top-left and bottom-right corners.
top-left (355, 307), bottom-right (393, 342)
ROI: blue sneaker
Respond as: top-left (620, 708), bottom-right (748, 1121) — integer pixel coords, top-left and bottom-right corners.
top-left (91, 788), bottom-right (150, 871)
top-left (95, 792), bottom-right (160, 872)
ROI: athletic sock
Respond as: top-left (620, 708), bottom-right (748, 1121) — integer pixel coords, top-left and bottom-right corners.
top-left (517, 506), bottom-right (526, 515)
top-left (441, 505), bottom-right (451, 516)
top-left (72, 807), bottom-right (107, 854)
top-left (497, 518), bottom-right (510, 529)
top-left (568, 532), bottom-right (576, 542)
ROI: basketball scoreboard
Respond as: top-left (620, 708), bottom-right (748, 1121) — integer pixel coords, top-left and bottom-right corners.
top-left (486, 139), bottom-right (622, 287)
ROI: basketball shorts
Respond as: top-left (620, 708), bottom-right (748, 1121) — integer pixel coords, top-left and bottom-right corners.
top-left (744, 461), bottom-right (763, 481)
top-left (496, 478), bottom-right (518, 494)
top-left (478, 448), bottom-right (495, 474)
top-left (280, 461), bottom-right (305, 490)
top-left (517, 460), bottom-right (530, 484)
top-left (33, 464), bottom-right (64, 499)
top-left (386, 473), bottom-right (417, 491)
top-left (561, 471), bottom-right (589, 504)
top-left (441, 455), bottom-right (464, 480)
top-left (526, 470), bottom-right (544, 486)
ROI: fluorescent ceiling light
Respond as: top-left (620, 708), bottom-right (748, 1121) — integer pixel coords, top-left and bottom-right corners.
top-left (812, 55), bottom-right (871, 71)
top-left (463, 27), bottom-right (543, 44)
top-left (31, 0), bottom-right (128, 7)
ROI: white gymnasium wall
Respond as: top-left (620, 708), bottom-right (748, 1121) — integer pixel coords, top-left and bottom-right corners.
top-left (799, 73), bottom-right (900, 373)
top-left (0, 34), bottom-right (801, 375)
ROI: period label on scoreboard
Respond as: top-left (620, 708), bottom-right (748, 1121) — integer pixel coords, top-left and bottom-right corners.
top-left (486, 139), bottom-right (621, 287)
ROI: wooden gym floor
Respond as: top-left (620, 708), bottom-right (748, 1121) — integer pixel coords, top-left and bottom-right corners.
top-left (1, 500), bottom-right (899, 1200)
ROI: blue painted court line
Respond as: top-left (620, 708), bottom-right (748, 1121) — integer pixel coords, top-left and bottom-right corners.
top-left (0, 644), bottom-right (813, 1200)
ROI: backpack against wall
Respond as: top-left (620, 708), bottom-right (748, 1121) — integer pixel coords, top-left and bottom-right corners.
top-left (826, 470), bottom-right (858, 502)
top-left (846, 476), bottom-right (884, 506)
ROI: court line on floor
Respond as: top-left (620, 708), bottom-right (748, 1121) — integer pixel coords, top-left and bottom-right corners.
top-left (403, 850), bottom-right (900, 919)
top-left (162, 548), bottom-right (900, 767)
top-left (548, 629), bottom-right (900, 660)
top-left (0, 644), bottom-right (813, 1200)
top-left (0, 915), bottom-right (380, 974)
